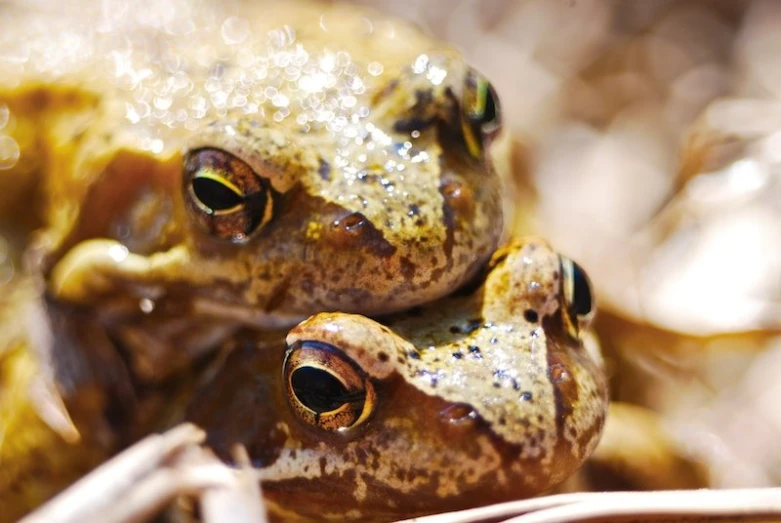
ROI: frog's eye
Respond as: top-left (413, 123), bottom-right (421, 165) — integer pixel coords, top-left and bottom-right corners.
top-left (283, 340), bottom-right (376, 432)
top-left (183, 148), bottom-right (275, 242)
top-left (561, 257), bottom-right (595, 336)
top-left (461, 69), bottom-right (502, 158)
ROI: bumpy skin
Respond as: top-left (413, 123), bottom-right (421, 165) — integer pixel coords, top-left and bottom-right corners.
top-left (0, 0), bottom-right (507, 516)
top-left (188, 238), bottom-right (608, 521)
top-left (0, 0), bottom-right (502, 333)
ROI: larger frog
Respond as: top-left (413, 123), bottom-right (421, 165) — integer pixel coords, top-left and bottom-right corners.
top-left (0, 0), bottom-right (504, 379)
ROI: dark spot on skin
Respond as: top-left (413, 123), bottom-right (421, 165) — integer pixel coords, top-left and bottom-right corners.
top-left (520, 391), bottom-right (533, 402)
top-left (416, 369), bottom-right (439, 387)
top-left (408, 350), bottom-right (420, 360)
top-left (524, 309), bottom-right (539, 323)
top-left (438, 172), bottom-right (456, 261)
top-left (452, 351), bottom-right (462, 360)
top-left (468, 345), bottom-right (482, 359)
top-left (449, 325), bottom-right (461, 334)
top-left (493, 382), bottom-right (501, 388)
top-left (399, 256), bottom-right (416, 279)
top-left (465, 318), bottom-right (482, 333)
top-left (318, 159), bottom-right (332, 181)
top-left (490, 337), bottom-right (498, 344)
top-left (378, 352), bottom-right (389, 362)
top-left (407, 203), bottom-right (420, 217)
top-left (498, 417), bottom-right (506, 426)
top-left (397, 357), bottom-right (405, 364)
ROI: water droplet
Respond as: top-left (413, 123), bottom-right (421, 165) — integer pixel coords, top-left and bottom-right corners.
top-left (108, 244), bottom-right (129, 262)
top-left (0, 136), bottom-right (20, 170)
top-left (139, 298), bottom-right (155, 314)
top-left (0, 105), bottom-right (8, 131)
top-left (367, 61), bottom-right (384, 76)
top-left (221, 16), bottom-right (250, 45)
top-left (272, 93), bottom-right (289, 108)
top-left (413, 54), bottom-right (429, 74)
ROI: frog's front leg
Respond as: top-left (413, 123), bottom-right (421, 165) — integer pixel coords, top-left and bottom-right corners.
top-left (48, 239), bottom-right (191, 305)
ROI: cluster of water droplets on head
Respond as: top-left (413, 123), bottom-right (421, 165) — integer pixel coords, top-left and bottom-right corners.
top-left (1, 0), bottom-right (447, 233)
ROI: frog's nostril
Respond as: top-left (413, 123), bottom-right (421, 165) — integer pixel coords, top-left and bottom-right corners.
top-left (441, 402), bottom-right (479, 425)
top-left (439, 178), bottom-right (475, 218)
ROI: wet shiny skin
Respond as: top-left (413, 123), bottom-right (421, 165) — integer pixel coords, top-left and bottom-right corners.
top-left (0, 0), bottom-right (503, 343)
top-left (188, 238), bottom-right (607, 521)
top-left (0, 1), bottom-right (607, 521)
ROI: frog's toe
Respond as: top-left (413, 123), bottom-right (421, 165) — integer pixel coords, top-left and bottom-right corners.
top-left (49, 239), bottom-right (189, 304)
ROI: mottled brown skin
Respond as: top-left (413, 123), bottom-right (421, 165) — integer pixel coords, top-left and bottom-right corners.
top-left (0, 0), bottom-right (504, 382)
top-left (187, 238), bottom-right (608, 521)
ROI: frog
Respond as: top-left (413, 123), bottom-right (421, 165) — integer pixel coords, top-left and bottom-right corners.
top-left (0, 0), bottom-right (505, 388)
top-left (0, 0), bottom-right (513, 517)
top-left (185, 237), bottom-right (607, 521)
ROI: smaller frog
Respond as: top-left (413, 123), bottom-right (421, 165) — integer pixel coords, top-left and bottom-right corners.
top-left (187, 237), bottom-right (607, 521)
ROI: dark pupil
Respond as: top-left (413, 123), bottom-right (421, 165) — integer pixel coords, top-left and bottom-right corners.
top-left (571, 262), bottom-right (593, 317)
top-left (291, 367), bottom-right (356, 413)
top-left (192, 177), bottom-right (243, 211)
top-left (481, 85), bottom-right (498, 125)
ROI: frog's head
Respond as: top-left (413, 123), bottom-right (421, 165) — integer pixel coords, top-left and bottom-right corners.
top-left (176, 54), bottom-right (504, 318)
top-left (49, 51), bottom-right (505, 330)
top-left (187, 238), bottom-right (607, 520)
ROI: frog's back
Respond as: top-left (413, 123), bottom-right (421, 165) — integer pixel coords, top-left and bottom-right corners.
top-left (0, 0), bottom-right (440, 230)
top-left (0, 0), bottom-right (437, 149)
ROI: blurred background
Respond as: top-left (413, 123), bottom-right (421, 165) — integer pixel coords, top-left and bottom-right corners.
top-left (339, 0), bottom-right (781, 491)
top-left (2, 0), bottom-right (779, 506)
